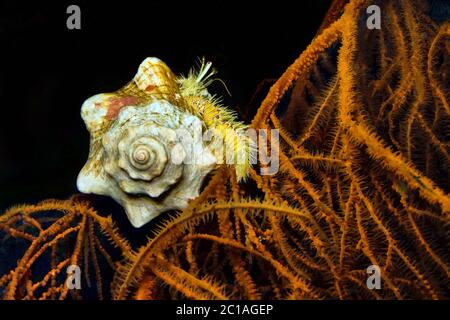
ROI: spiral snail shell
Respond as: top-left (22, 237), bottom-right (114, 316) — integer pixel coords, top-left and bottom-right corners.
top-left (77, 57), bottom-right (252, 227)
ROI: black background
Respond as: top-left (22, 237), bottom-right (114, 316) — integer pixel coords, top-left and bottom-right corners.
top-left (0, 0), bottom-right (331, 218)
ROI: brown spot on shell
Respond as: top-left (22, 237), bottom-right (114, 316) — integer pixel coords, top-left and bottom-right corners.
top-left (106, 96), bottom-right (140, 120)
top-left (145, 84), bottom-right (156, 92)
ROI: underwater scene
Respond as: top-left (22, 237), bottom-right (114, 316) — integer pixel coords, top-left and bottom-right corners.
top-left (0, 0), bottom-right (449, 302)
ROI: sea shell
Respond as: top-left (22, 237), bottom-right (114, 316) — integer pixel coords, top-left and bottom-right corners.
top-left (77, 57), bottom-right (252, 227)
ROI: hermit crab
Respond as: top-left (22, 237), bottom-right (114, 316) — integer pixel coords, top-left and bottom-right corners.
top-left (77, 57), bottom-right (253, 227)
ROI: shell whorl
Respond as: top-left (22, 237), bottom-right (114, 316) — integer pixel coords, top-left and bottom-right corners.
top-left (77, 57), bottom-right (252, 227)
top-left (129, 138), bottom-right (165, 172)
